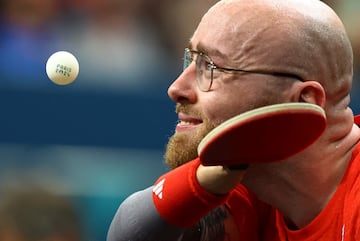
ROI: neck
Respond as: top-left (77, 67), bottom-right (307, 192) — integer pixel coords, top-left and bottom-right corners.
top-left (242, 116), bottom-right (360, 228)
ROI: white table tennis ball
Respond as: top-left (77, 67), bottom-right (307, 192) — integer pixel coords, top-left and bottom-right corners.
top-left (46, 51), bottom-right (79, 85)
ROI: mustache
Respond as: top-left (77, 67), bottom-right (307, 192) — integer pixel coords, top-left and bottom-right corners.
top-left (175, 104), bottom-right (203, 118)
top-left (175, 103), bottom-right (225, 128)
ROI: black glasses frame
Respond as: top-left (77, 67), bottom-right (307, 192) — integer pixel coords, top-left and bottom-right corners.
top-left (183, 48), bottom-right (304, 92)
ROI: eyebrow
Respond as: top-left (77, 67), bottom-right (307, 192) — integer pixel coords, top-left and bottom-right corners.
top-left (188, 41), bottom-right (225, 58)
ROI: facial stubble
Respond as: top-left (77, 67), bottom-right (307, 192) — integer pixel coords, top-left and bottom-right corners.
top-left (164, 110), bottom-right (220, 170)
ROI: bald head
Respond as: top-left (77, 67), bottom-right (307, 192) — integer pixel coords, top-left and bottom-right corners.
top-left (194, 0), bottom-right (353, 102)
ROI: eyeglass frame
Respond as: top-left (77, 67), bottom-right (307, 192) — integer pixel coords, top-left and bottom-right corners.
top-left (183, 48), bottom-right (304, 92)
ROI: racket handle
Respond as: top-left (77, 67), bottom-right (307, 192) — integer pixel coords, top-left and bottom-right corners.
top-left (227, 164), bottom-right (249, 170)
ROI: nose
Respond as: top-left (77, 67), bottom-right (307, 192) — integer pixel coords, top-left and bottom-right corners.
top-left (167, 63), bottom-right (198, 104)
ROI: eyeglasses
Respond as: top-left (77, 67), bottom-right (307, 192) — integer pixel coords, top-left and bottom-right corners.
top-left (183, 48), bottom-right (304, 92)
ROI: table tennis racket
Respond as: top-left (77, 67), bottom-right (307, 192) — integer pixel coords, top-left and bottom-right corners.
top-left (198, 103), bottom-right (326, 167)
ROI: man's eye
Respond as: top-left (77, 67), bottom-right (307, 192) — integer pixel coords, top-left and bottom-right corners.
top-left (206, 62), bottom-right (213, 70)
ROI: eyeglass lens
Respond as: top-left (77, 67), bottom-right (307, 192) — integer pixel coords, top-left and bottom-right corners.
top-left (196, 53), bottom-right (213, 91)
top-left (183, 49), bottom-right (191, 71)
top-left (183, 49), bottom-right (214, 91)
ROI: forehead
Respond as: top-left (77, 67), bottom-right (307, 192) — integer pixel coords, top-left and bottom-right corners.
top-left (190, 1), bottom-right (280, 63)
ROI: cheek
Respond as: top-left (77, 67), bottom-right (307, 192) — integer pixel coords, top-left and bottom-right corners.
top-left (199, 70), bottom-right (290, 124)
top-left (202, 79), bottom-right (257, 122)
top-left (202, 85), bottom-right (273, 124)
top-left (202, 93), bottom-right (247, 124)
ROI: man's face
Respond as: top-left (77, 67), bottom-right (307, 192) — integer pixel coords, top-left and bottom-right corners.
top-left (164, 1), bottom-right (292, 169)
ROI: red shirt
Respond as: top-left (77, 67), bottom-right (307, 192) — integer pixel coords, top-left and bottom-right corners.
top-left (154, 118), bottom-right (360, 240)
top-left (227, 137), bottom-right (360, 240)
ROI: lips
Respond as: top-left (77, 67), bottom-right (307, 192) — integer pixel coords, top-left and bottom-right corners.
top-left (176, 113), bottom-right (203, 131)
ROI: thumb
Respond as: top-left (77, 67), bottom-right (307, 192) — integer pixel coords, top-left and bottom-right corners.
top-left (196, 164), bottom-right (246, 195)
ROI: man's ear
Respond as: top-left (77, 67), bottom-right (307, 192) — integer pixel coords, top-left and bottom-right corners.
top-left (292, 81), bottom-right (326, 108)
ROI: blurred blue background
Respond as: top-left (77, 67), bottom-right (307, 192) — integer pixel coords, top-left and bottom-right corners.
top-left (0, 0), bottom-right (359, 240)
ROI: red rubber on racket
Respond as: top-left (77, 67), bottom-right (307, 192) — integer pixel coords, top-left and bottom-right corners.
top-left (198, 103), bottom-right (326, 166)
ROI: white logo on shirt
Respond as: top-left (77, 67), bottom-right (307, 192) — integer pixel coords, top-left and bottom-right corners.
top-left (153, 178), bottom-right (165, 199)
